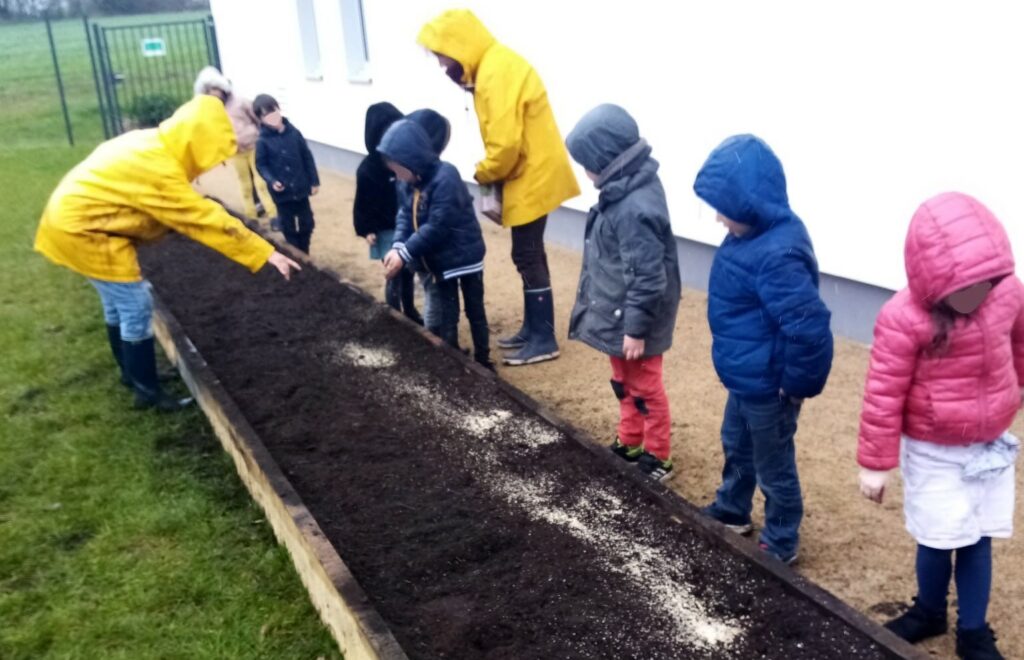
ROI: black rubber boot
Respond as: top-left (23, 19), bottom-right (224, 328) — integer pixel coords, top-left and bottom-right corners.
top-left (503, 288), bottom-right (559, 366)
top-left (105, 324), bottom-right (132, 387)
top-left (123, 338), bottom-right (193, 412)
top-left (956, 625), bottom-right (1003, 660)
top-left (885, 598), bottom-right (948, 643)
top-left (497, 290), bottom-right (529, 350)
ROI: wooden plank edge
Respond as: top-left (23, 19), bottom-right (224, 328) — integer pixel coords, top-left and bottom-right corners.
top-left (151, 296), bottom-right (409, 660)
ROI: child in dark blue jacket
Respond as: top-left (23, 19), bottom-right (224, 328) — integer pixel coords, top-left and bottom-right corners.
top-left (353, 102), bottom-right (423, 324)
top-left (253, 94), bottom-right (320, 254)
top-left (378, 119), bottom-right (491, 370)
top-left (693, 134), bottom-right (833, 565)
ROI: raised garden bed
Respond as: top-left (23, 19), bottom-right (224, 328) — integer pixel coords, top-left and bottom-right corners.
top-left (140, 235), bottom-right (921, 660)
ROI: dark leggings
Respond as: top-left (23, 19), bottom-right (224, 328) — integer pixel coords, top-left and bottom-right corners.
top-left (510, 215), bottom-right (550, 289)
top-left (385, 268), bottom-right (418, 318)
top-left (276, 198), bottom-right (315, 254)
top-left (916, 537), bottom-right (992, 629)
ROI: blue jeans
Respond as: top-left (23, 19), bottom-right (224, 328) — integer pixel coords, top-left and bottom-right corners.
top-left (89, 278), bottom-right (153, 341)
top-left (420, 272), bottom-right (441, 335)
top-left (714, 392), bottom-right (803, 557)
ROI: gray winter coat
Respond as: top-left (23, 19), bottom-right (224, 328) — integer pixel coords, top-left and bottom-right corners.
top-left (565, 105), bottom-right (681, 357)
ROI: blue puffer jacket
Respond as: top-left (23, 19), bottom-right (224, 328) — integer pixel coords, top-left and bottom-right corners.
top-left (693, 134), bottom-right (833, 399)
top-left (255, 118), bottom-right (320, 203)
top-left (378, 119), bottom-right (485, 280)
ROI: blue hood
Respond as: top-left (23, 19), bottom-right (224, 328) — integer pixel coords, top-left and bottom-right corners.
top-left (566, 104), bottom-right (648, 183)
top-left (377, 119), bottom-right (439, 181)
top-left (406, 108), bottom-right (451, 155)
top-left (693, 134), bottom-right (791, 229)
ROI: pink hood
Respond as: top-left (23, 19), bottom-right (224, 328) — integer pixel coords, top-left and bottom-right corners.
top-left (858, 192), bottom-right (1024, 470)
top-left (905, 192), bottom-right (1015, 307)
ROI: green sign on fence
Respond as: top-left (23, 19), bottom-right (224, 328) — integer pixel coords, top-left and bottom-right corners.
top-left (141, 38), bottom-right (166, 58)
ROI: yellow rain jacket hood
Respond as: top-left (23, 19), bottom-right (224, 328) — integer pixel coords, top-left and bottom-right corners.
top-left (418, 9), bottom-right (580, 227)
top-left (35, 95), bottom-right (274, 282)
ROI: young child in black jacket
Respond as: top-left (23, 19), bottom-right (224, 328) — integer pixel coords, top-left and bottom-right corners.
top-left (253, 94), bottom-right (319, 254)
top-left (353, 102), bottom-right (422, 324)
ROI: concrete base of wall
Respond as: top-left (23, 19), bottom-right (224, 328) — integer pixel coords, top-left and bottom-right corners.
top-left (309, 140), bottom-right (892, 344)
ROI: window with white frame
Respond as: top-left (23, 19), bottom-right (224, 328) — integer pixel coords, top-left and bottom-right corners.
top-left (339, 0), bottom-right (371, 83)
top-left (296, 0), bottom-right (323, 80)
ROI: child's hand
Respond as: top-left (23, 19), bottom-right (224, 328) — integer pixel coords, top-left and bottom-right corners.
top-left (382, 250), bottom-right (404, 280)
top-left (267, 251), bottom-right (302, 281)
top-left (858, 468), bottom-right (890, 504)
top-left (366, 233), bottom-right (377, 247)
top-left (272, 181), bottom-right (285, 192)
top-left (311, 186), bottom-right (319, 196)
top-left (623, 336), bottom-right (645, 360)
top-left (780, 389), bottom-right (804, 406)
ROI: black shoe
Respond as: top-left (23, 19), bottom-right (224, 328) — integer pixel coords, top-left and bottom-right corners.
top-left (636, 452), bottom-right (673, 481)
top-left (405, 310), bottom-right (425, 326)
top-left (956, 625), bottom-right (1003, 660)
top-left (884, 598), bottom-right (948, 643)
top-left (700, 503), bottom-right (754, 535)
top-left (269, 217), bottom-right (282, 232)
top-left (255, 202), bottom-right (266, 218)
top-left (609, 437), bottom-right (643, 462)
top-left (123, 338), bottom-right (193, 413)
top-left (476, 357), bottom-right (496, 373)
top-left (759, 542), bottom-right (799, 566)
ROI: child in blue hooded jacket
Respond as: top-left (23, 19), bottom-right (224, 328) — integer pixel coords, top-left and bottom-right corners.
top-left (693, 134), bottom-right (833, 565)
top-left (378, 119), bottom-right (492, 370)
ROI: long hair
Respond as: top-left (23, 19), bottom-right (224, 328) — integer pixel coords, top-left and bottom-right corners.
top-left (928, 304), bottom-right (957, 355)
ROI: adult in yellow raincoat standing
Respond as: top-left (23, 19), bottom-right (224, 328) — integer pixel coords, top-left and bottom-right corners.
top-left (418, 9), bottom-right (580, 366)
top-left (35, 94), bottom-right (301, 411)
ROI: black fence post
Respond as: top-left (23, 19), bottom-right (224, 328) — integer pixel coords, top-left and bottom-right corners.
top-left (45, 14), bottom-right (75, 147)
top-left (83, 14), bottom-right (110, 140)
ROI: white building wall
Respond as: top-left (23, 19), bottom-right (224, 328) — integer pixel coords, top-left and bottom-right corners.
top-left (211, 0), bottom-right (1024, 291)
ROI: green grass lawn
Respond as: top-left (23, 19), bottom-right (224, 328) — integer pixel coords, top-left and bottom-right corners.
top-left (0, 13), bottom-right (342, 660)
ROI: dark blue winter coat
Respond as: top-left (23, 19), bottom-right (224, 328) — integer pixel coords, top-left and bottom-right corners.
top-left (693, 134), bottom-right (833, 399)
top-left (565, 104), bottom-right (681, 357)
top-left (353, 102), bottom-right (403, 237)
top-left (255, 118), bottom-right (320, 204)
top-left (377, 119), bottom-right (485, 281)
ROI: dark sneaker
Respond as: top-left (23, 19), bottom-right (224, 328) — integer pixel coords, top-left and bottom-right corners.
top-left (134, 391), bottom-right (194, 412)
top-left (956, 625), bottom-right (1003, 660)
top-left (759, 542), bottom-right (799, 566)
top-left (884, 598), bottom-right (948, 643)
top-left (269, 217), bottom-right (282, 232)
top-left (701, 503), bottom-right (754, 535)
top-left (636, 452), bottom-right (673, 481)
top-left (609, 438), bottom-right (643, 462)
top-left (255, 202), bottom-right (266, 217)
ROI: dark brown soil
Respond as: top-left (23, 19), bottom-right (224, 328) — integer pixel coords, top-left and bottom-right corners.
top-left (141, 235), bottom-right (897, 660)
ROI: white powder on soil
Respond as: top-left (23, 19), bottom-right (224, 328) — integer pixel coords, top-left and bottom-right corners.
top-left (335, 342), bottom-right (397, 368)
top-left (375, 370), bottom-right (744, 651)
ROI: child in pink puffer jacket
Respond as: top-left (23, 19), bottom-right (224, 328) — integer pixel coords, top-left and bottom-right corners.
top-left (857, 192), bottom-right (1024, 660)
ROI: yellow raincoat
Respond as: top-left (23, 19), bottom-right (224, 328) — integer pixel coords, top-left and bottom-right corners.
top-left (35, 95), bottom-right (274, 282)
top-left (418, 9), bottom-right (580, 228)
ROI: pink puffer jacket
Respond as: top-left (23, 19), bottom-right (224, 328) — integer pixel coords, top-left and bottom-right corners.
top-left (858, 192), bottom-right (1024, 470)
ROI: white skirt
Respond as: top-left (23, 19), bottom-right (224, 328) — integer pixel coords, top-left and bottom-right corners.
top-left (900, 433), bottom-right (1018, 550)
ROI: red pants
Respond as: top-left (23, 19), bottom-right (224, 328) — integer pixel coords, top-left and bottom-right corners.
top-left (609, 355), bottom-right (671, 461)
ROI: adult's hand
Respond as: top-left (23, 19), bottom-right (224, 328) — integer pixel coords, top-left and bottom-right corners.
top-left (272, 181), bottom-right (285, 192)
top-left (623, 336), bottom-right (645, 361)
top-left (267, 251), bottom-right (301, 281)
top-left (382, 249), bottom-right (405, 280)
top-left (858, 468), bottom-right (890, 504)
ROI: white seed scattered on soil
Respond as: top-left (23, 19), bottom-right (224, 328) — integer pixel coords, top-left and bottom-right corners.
top-left (335, 342), bottom-right (397, 368)
top-left (380, 371), bottom-right (743, 651)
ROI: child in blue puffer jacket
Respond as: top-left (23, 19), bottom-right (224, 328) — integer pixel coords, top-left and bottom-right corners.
top-left (693, 134), bottom-right (833, 566)
top-left (379, 119), bottom-right (492, 370)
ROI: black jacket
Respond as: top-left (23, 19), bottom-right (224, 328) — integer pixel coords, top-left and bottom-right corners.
top-left (353, 102), bottom-right (403, 237)
top-left (255, 119), bottom-right (319, 203)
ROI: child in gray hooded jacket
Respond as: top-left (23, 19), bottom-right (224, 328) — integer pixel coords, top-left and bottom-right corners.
top-left (565, 104), bottom-right (682, 481)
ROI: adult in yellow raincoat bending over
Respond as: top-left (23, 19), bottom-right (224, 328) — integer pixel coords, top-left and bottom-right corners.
top-left (418, 9), bottom-right (580, 366)
top-left (35, 94), bottom-right (300, 411)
